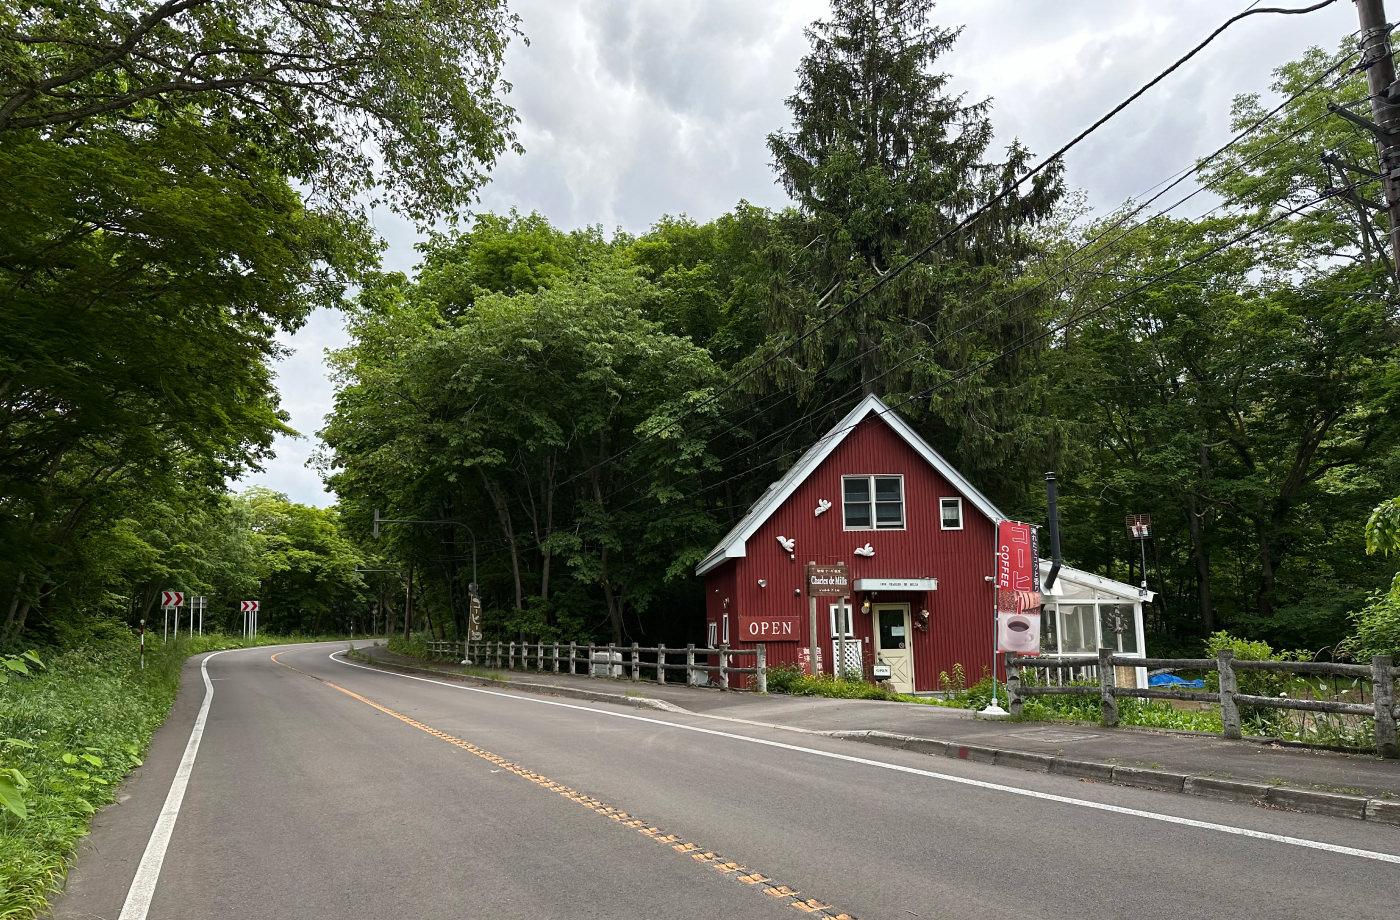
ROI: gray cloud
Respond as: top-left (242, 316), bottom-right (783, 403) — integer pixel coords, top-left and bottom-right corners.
top-left (240, 0), bottom-right (1361, 505)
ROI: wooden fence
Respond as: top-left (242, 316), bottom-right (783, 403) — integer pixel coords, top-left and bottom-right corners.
top-left (425, 639), bottom-right (768, 693)
top-left (1005, 648), bottom-right (1399, 758)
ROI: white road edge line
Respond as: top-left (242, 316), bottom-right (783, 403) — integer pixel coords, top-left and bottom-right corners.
top-left (330, 650), bottom-right (1400, 866)
top-left (118, 649), bottom-right (234, 920)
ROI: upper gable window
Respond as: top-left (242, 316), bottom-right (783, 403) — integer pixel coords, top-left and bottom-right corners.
top-left (843, 475), bottom-right (904, 530)
top-left (940, 497), bottom-right (963, 530)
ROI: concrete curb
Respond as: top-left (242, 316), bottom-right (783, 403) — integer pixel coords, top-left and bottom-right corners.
top-left (827, 730), bottom-right (1400, 827)
top-left (345, 652), bottom-right (683, 712)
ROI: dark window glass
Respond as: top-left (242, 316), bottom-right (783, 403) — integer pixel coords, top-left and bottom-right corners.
top-left (844, 475), bottom-right (904, 529)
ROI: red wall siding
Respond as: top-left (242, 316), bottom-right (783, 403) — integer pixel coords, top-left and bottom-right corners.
top-left (706, 415), bottom-right (999, 691)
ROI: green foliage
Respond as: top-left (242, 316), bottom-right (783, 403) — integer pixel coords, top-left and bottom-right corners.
top-left (761, 0), bottom-right (1065, 505)
top-left (1367, 497), bottom-right (1400, 559)
top-left (942, 673), bottom-right (997, 711)
top-left (764, 667), bottom-right (941, 703)
top-left (388, 633), bottom-right (434, 661)
top-left (764, 664), bottom-right (806, 694)
top-left (0, 0), bottom-right (521, 222)
top-left (1338, 590), bottom-right (1400, 662)
top-left (1, 0), bottom-right (522, 648)
top-left (323, 216), bottom-right (724, 646)
top-left (1201, 631), bottom-right (1301, 735)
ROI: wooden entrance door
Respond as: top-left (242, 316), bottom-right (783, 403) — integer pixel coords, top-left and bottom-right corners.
top-left (874, 604), bottom-right (913, 693)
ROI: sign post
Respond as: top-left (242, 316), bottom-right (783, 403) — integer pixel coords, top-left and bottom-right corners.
top-left (805, 562), bottom-right (850, 677)
top-left (161, 591), bottom-right (184, 642)
top-left (241, 601), bottom-right (260, 639)
top-left (139, 619), bottom-right (145, 669)
top-left (463, 593), bottom-right (483, 664)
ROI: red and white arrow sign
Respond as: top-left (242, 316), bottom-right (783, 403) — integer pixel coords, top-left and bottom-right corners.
top-left (241, 600), bottom-right (260, 613)
top-left (161, 591), bottom-right (184, 608)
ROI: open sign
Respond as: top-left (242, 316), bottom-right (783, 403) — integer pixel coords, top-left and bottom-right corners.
top-left (739, 614), bottom-right (801, 640)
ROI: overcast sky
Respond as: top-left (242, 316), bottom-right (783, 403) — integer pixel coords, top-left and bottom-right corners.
top-left (236, 0), bottom-right (1360, 506)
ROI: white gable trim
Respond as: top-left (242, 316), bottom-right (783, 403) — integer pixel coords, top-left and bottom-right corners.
top-left (1039, 560), bottom-right (1154, 603)
top-left (696, 394), bottom-right (1006, 576)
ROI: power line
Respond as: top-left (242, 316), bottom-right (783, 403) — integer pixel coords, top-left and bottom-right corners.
top-left (596, 61), bottom-right (1367, 511)
top-left (655, 43), bottom-right (1366, 476)
top-left (554, 0), bottom-right (1346, 494)
top-left (606, 176), bottom-right (1378, 522)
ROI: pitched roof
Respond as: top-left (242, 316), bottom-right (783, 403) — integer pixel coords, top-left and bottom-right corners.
top-left (1039, 560), bottom-right (1155, 603)
top-left (695, 393), bottom-right (1006, 576)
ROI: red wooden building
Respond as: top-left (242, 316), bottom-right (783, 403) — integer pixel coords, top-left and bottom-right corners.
top-left (696, 394), bottom-right (1008, 694)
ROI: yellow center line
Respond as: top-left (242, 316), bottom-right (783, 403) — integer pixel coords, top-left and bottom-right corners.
top-left (271, 652), bottom-right (858, 919)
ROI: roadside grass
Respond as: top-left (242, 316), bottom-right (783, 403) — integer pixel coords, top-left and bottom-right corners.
top-left (0, 622), bottom-right (338, 919)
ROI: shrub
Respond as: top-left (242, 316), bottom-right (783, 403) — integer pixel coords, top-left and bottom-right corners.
top-left (1337, 590), bottom-right (1400, 662)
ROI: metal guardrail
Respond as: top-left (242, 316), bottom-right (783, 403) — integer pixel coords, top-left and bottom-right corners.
top-left (424, 640), bottom-right (768, 692)
top-left (1004, 649), bottom-right (1399, 758)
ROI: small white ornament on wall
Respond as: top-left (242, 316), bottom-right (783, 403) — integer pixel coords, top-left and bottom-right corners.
top-left (776, 535), bottom-right (795, 553)
top-left (854, 542), bottom-right (875, 557)
top-left (814, 499), bottom-right (833, 517)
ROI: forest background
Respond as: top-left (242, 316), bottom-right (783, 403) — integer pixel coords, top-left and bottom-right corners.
top-left (4, 0), bottom-right (1400, 663)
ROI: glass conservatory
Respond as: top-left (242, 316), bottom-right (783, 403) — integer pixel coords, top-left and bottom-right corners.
top-left (1036, 561), bottom-right (1150, 689)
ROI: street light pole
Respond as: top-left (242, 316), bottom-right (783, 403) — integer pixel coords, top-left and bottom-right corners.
top-left (372, 510), bottom-right (479, 642)
top-left (373, 509), bottom-right (477, 591)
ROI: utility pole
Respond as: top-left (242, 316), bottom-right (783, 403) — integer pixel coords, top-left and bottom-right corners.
top-left (1353, 0), bottom-right (1400, 277)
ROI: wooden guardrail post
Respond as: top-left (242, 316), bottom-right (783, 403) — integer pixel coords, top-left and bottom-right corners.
top-left (1098, 647), bottom-right (1118, 727)
top-left (1374, 655), bottom-right (1398, 758)
top-left (1005, 652), bottom-right (1022, 718)
top-left (756, 643), bottom-right (767, 693)
top-left (508, 641), bottom-right (516, 671)
top-left (567, 641), bottom-right (576, 675)
top-left (719, 644), bottom-right (729, 690)
top-left (657, 644), bottom-right (666, 685)
top-left (631, 642), bottom-right (640, 681)
top-left (686, 644), bottom-right (697, 686)
top-left (1217, 648), bottom-right (1241, 739)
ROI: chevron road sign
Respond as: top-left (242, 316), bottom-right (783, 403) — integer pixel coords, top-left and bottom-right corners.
top-left (161, 591), bottom-right (184, 608)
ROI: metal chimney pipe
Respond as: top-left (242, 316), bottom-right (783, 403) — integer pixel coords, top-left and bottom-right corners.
top-left (1044, 473), bottom-right (1062, 591)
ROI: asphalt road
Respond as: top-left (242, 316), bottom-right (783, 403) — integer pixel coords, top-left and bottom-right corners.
top-left (54, 642), bottom-right (1400, 920)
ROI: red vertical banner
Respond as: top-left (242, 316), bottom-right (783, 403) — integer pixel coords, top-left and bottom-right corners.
top-left (996, 521), bottom-right (1042, 655)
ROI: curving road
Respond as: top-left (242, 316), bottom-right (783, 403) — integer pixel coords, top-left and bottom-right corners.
top-left (54, 641), bottom-right (1400, 919)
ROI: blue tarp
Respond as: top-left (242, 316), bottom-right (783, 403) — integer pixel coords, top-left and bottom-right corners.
top-left (1149, 673), bottom-right (1204, 688)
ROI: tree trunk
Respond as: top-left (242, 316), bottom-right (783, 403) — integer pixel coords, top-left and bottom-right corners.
top-left (599, 543), bottom-right (623, 645)
top-left (481, 470), bottom-right (523, 611)
top-left (1256, 519), bottom-right (1278, 620)
top-left (1187, 442), bottom-right (1216, 636)
top-left (404, 564), bottom-right (414, 640)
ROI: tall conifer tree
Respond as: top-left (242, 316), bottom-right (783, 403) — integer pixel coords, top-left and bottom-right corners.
top-left (762, 0), bottom-right (1063, 500)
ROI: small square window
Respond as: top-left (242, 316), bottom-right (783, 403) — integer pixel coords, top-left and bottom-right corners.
top-left (940, 497), bottom-right (963, 530)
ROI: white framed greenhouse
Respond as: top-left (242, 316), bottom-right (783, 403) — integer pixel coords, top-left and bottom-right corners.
top-left (1036, 561), bottom-right (1151, 689)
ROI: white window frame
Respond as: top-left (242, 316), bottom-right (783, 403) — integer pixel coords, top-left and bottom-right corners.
top-left (722, 613), bottom-right (730, 645)
top-left (842, 474), bottom-right (906, 531)
top-left (939, 497), bottom-right (964, 531)
top-left (708, 621), bottom-right (718, 648)
top-left (829, 601), bottom-right (854, 637)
